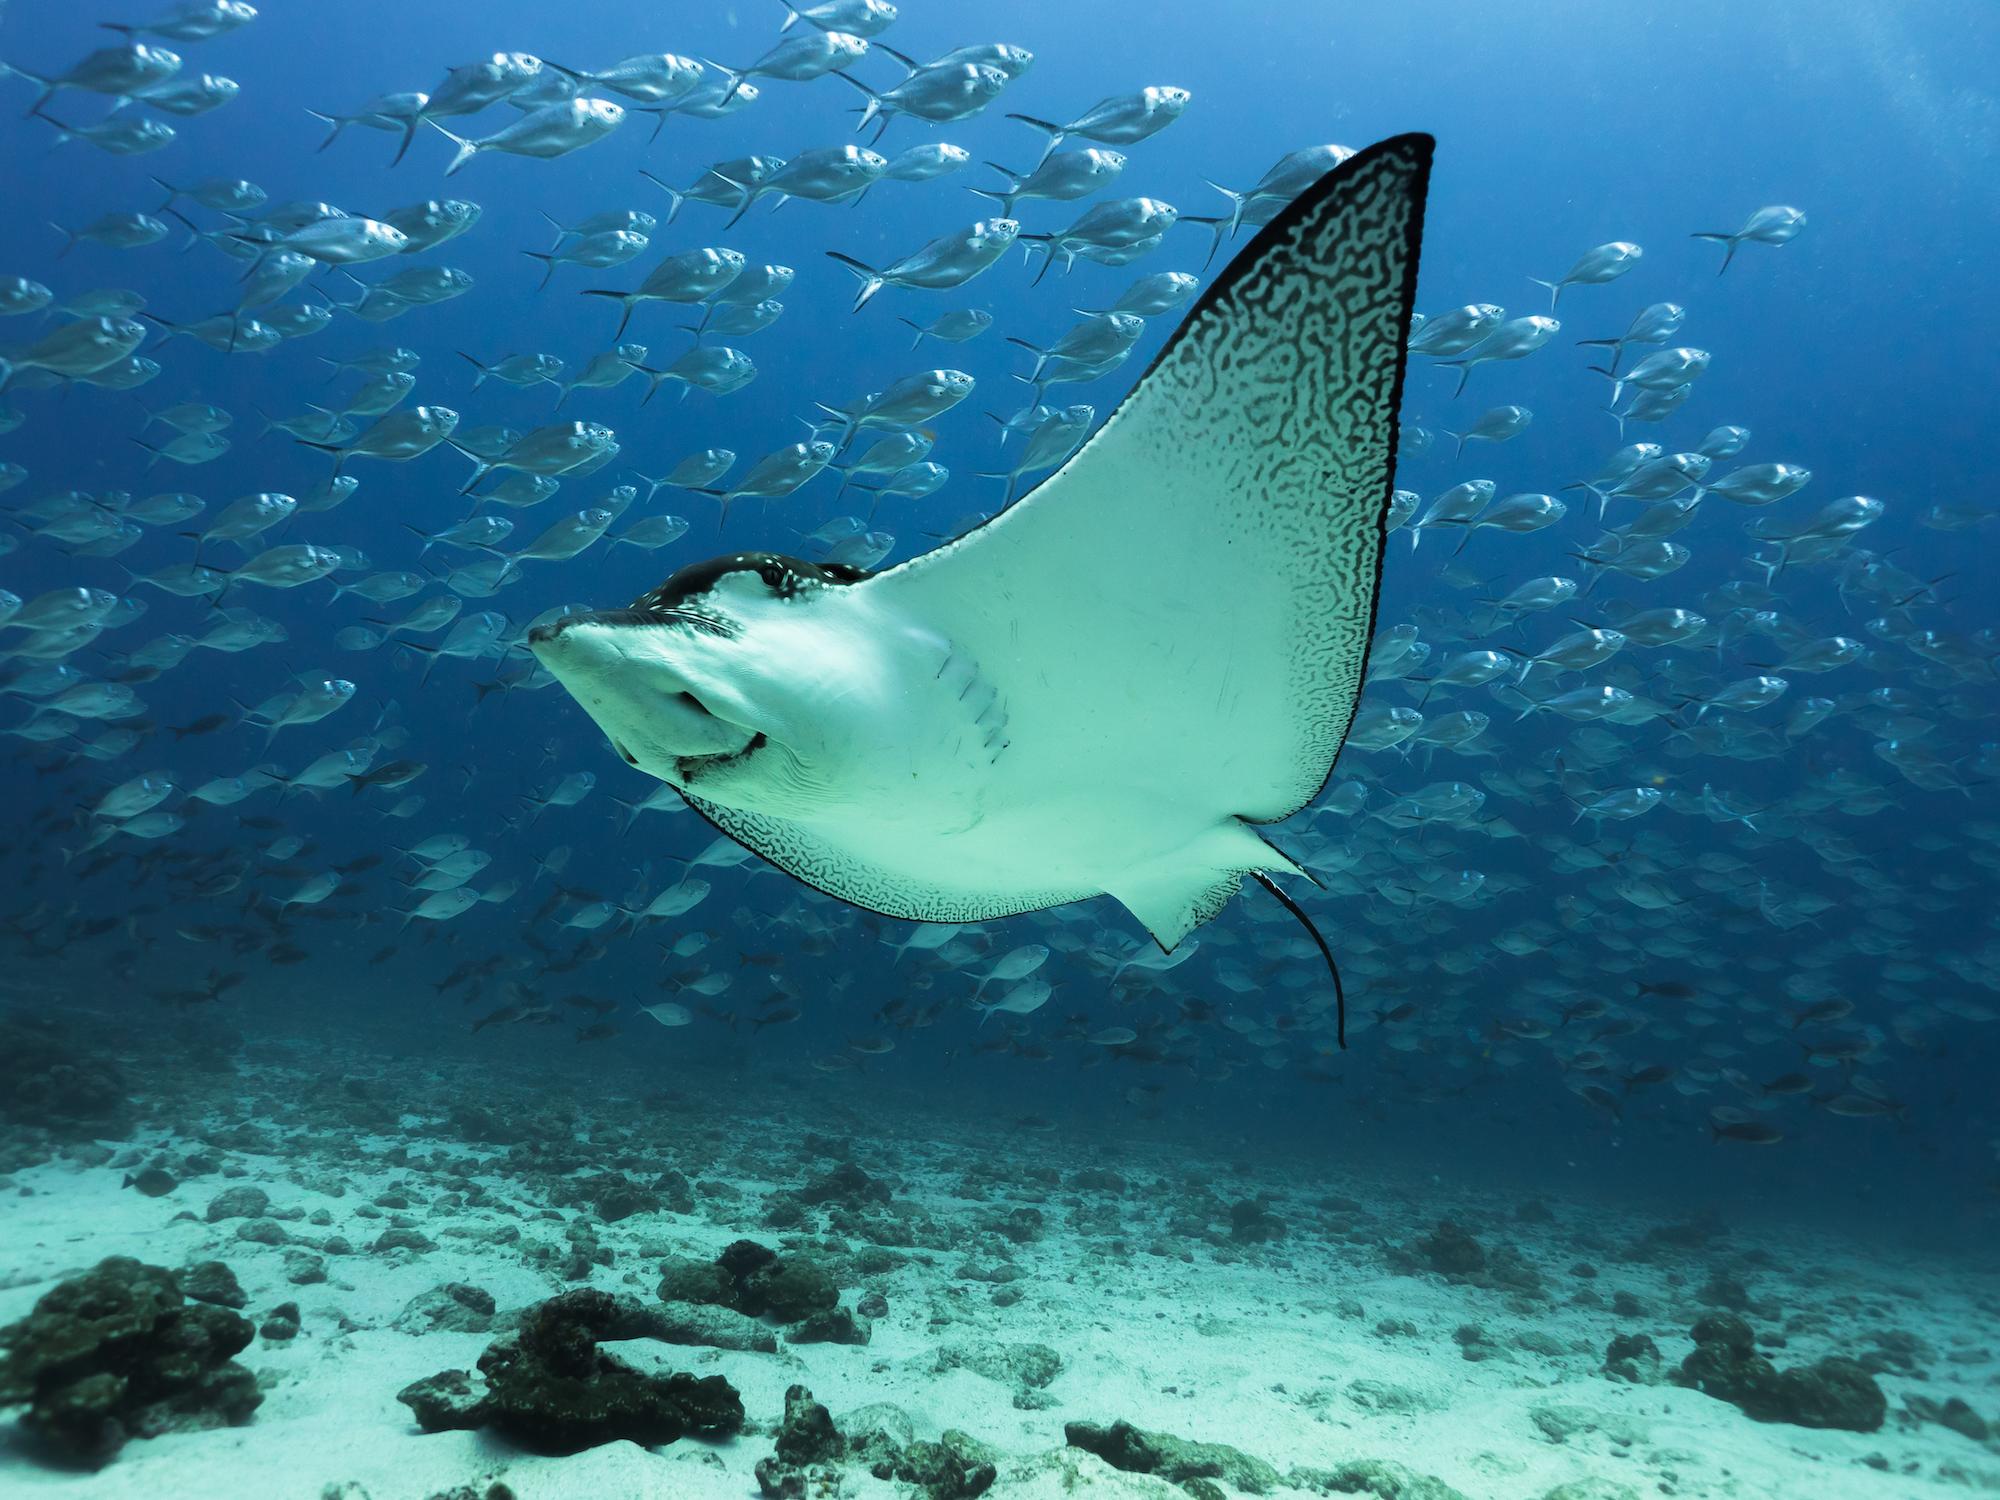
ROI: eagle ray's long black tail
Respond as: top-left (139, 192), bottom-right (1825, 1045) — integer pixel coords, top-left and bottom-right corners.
top-left (1250, 871), bottom-right (1346, 1050)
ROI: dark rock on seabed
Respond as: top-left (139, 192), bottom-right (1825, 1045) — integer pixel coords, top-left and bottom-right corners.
top-left (1409, 1219), bottom-right (1485, 1277)
top-left (1228, 1198), bottom-right (1286, 1243)
top-left (394, 1282), bottom-right (498, 1336)
top-left (800, 1160), bottom-right (891, 1208)
top-left (1059, 1421), bottom-right (1470, 1500)
top-left (179, 1258), bottom-right (248, 1309)
top-left (203, 1184), bottom-right (271, 1222)
top-left (1288, 1459), bottom-right (1471, 1500)
top-left (1601, 1331), bottom-right (1662, 1383)
top-left (884, 1434), bottom-right (1001, 1500)
top-left (937, 1339), bottom-right (1064, 1409)
top-left (1904, 1393), bottom-right (1992, 1442)
top-left (757, 1384), bottom-right (846, 1499)
top-left (398, 1288), bottom-right (744, 1454)
top-left (1673, 1312), bottom-right (1887, 1432)
top-left (258, 1300), bottom-right (301, 1342)
top-left (1065, 1418), bottom-right (1281, 1495)
top-left (656, 1237), bottom-right (844, 1326)
top-left (787, 1302), bottom-right (871, 1345)
top-left (0, 1257), bottom-right (261, 1468)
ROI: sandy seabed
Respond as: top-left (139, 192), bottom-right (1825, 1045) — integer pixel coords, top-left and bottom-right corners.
top-left (2, 1033), bottom-right (1996, 1500)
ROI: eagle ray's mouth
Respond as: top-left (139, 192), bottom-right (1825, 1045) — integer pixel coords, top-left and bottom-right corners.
top-left (675, 732), bottom-right (767, 783)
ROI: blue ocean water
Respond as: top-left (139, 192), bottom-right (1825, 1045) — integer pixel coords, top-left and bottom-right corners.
top-left (1, 0), bottom-right (1997, 1414)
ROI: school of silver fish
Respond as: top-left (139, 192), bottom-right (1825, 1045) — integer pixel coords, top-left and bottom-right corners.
top-left (2, 0), bottom-right (1996, 1155)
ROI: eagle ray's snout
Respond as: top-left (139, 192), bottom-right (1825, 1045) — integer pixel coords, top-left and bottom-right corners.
top-left (529, 609), bottom-right (656, 651)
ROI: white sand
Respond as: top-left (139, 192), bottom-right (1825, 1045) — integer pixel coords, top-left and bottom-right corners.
top-left (2, 1047), bottom-right (1995, 1500)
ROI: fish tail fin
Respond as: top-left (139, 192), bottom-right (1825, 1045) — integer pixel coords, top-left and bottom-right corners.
top-left (1690, 232), bottom-right (1737, 274)
top-left (295, 438), bottom-right (347, 474)
top-left (612, 103), bottom-right (660, 145)
top-left (777, 0), bottom-right (800, 29)
top-left (9, 68), bottom-right (56, 118)
top-left (1527, 275), bottom-right (1561, 312)
top-left (523, 251), bottom-right (556, 291)
top-left (161, 204), bottom-right (204, 252)
top-left (832, 69), bottom-right (882, 131)
top-left (30, 101), bottom-right (73, 144)
top-left (1006, 112), bottom-right (1067, 159)
top-left (389, 111), bottom-right (423, 167)
top-left (638, 169), bottom-right (685, 223)
top-left (304, 108), bottom-right (345, 152)
top-left (1203, 178), bottom-right (1248, 245)
top-left (426, 118), bottom-right (477, 176)
top-left (970, 161), bottom-right (1019, 212)
top-left (1178, 214), bottom-right (1230, 270)
top-left (456, 350), bottom-right (489, 389)
top-left (1023, 237), bottom-right (1058, 288)
top-left (825, 250), bottom-right (885, 312)
top-left (899, 317), bottom-right (927, 350)
top-left (445, 442), bottom-right (493, 495)
top-left (1578, 340), bottom-right (1625, 376)
top-left (812, 403), bottom-right (859, 451)
top-left (49, 219), bottom-right (78, 258)
top-left (1004, 335), bottom-right (1047, 366)
top-left (581, 289), bottom-right (638, 338)
top-left (721, 185), bottom-right (761, 231)
top-left (709, 61), bottom-right (749, 108)
top-left (692, 486), bottom-right (737, 529)
top-left (1437, 359), bottom-right (1472, 400)
top-left (148, 174), bottom-right (180, 214)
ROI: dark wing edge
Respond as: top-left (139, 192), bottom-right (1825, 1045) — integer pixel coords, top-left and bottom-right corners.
top-left (1232, 131), bottom-right (1432, 824)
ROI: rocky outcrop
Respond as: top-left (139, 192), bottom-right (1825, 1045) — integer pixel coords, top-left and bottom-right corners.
top-left (397, 1289), bottom-right (744, 1455)
top-left (0, 1257), bottom-right (261, 1468)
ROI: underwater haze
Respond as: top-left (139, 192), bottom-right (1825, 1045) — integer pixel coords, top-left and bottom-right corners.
top-left (1, 1), bottom-right (1998, 1497)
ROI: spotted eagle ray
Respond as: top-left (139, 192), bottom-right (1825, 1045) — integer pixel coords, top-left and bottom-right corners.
top-left (530, 134), bottom-right (1434, 1047)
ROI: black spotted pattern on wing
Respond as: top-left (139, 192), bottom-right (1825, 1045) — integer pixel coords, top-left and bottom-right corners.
top-left (1084, 132), bottom-right (1431, 822)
